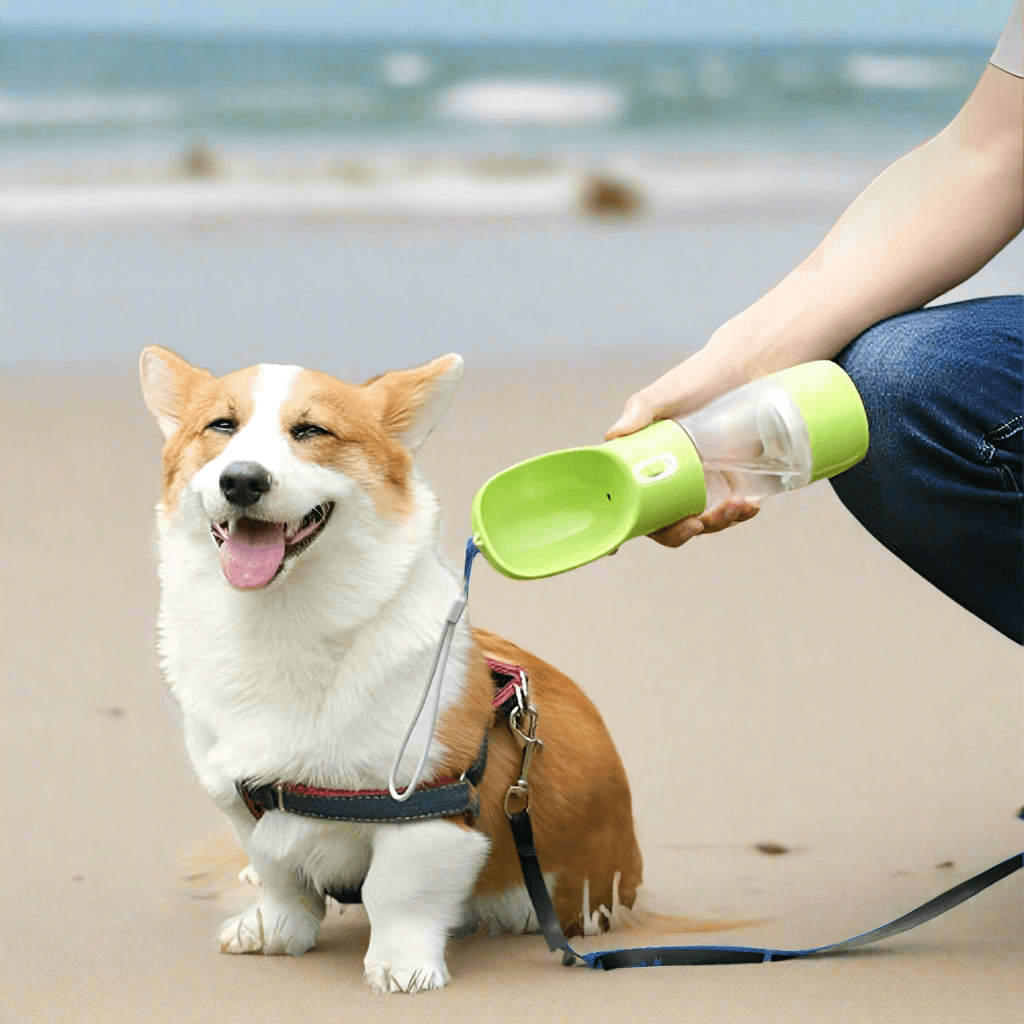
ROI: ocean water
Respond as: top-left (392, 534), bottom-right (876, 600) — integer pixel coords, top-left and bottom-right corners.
top-left (0, 31), bottom-right (996, 163)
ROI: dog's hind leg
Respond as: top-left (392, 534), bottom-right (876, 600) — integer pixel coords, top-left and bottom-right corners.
top-left (362, 820), bottom-right (489, 994)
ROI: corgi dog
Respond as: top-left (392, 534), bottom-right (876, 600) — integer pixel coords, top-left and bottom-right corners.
top-left (140, 346), bottom-right (644, 994)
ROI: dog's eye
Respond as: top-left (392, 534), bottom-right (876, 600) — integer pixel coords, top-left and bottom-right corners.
top-left (291, 423), bottom-right (332, 441)
top-left (206, 418), bottom-right (237, 434)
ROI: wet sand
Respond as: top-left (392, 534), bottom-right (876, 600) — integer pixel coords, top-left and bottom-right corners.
top-left (1, 219), bottom-right (1022, 1023)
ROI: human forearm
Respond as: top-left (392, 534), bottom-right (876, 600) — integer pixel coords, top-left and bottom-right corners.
top-left (708, 65), bottom-right (1024, 383)
top-left (608, 65), bottom-right (1023, 439)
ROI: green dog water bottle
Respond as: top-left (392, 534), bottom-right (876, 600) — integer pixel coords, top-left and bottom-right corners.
top-left (471, 361), bottom-right (869, 579)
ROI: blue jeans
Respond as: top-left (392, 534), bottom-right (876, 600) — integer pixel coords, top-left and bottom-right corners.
top-left (831, 296), bottom-right (1023, 645)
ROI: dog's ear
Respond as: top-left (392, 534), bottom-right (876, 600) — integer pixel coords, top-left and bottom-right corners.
top-left (364, 354), bottom-right (464, 453)
top-left (139, 346), bottom-right (212, 439)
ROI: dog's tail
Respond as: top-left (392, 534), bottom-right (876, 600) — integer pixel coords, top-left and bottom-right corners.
top-left (570, 871), bottom-right (762, 941)
top-left (179, 834), bottom-right (252, 903)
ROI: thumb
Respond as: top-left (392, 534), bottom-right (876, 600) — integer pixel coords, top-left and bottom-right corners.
top-left (606, 395), bottom-right (654, 440)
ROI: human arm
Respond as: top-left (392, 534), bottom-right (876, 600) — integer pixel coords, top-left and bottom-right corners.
top-left (608, 62), bottom-right (1023, 547)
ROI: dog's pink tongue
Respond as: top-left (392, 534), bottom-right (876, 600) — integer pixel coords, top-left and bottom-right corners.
top-left (220, 519), bottom-right (286, 588)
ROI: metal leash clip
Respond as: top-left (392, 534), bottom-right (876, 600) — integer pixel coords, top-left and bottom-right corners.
top-left (504, 674), bottom-right (544, 818)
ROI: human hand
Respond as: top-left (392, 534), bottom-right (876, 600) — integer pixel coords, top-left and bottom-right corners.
top-left (605, 347), bottom-right (760, 549)
top-left (639, 497), bottom-right (760, 548)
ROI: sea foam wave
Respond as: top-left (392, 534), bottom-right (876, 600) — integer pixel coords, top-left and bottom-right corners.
top-left (842, 54), bottom-right (968, 90)
top-left (435, 79), bottom-right (626, 125)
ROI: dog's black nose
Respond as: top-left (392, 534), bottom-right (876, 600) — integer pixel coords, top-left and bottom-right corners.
top-left (219, 461), bottom-right (272, 508)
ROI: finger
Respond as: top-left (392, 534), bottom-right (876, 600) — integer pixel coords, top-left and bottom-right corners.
top-left (700, 500), bottom-right (760, 533)
top-left (697, 504), bottom-right (743, 533)
top-left (646, 500), bottom-right (759, 549)
top-left (732, 504), bottom-right (760, 525)
top-left (605, 394), bottom-right (654, 440)
top-left (649, 517), bottom-right (704, 548)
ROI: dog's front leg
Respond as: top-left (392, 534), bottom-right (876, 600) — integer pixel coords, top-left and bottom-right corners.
top-left (362, 820), bottom-right (489, 994)
top-left (218, 846), bottom-right (326, 957)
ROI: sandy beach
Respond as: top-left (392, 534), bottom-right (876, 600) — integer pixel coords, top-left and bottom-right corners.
top-left (2, 216), bottom-right (1022, 1024)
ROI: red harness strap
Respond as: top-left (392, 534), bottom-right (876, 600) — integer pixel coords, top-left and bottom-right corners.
top-left (486, 655), bottom-right (528, 713)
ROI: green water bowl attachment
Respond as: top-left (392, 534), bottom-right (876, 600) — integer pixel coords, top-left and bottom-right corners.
top-left (471, 419), bottom-right (706, 580)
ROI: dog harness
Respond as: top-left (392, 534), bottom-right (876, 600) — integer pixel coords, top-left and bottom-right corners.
top-left (236, 654), bottom-right (533, 828)
top-left (235, 538), bottom-right (1024, 969)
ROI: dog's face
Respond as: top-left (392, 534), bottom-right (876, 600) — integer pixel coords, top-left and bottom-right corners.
top-left (139, 347), bottom-right (462, 590)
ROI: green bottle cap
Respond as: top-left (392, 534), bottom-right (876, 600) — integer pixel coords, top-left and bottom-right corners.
top-left (769, 361), bottom-right (869, 482)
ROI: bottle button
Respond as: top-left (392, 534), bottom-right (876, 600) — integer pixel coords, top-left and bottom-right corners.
top-left (633, 454), bottom-right (678, 483)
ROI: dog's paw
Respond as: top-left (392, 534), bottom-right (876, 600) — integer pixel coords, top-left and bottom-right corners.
top-left (219, 907), bottom-right (266, 954)
top-left (218, 902), bottom-right (318, 957)
top-left (362, 959), bottom-right (450, 994)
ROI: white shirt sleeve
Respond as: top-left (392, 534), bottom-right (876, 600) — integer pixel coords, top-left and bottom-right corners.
top-left (990, 1), bottom-right (1023, 78)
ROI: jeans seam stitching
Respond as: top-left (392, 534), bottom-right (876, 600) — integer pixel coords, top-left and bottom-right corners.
top-left (985, 415), bottom-right (1022, 444)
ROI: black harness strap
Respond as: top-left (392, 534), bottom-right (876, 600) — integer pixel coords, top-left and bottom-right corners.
top-left (507, 808), bottom-right (582, 965)
top-left (238, 731), bottom-right (488, 827)
top-left (239, 776), bottom-right (480, 824)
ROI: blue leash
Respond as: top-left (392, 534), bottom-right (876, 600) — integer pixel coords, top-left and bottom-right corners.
top-left (573, 850), bottom-right (1023, 968)
top-left (462, 537), bottom-right (1023, 968)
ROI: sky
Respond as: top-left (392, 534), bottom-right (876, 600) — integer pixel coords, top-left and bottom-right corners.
top-left (3, 0), bottom-right (1015, 43)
